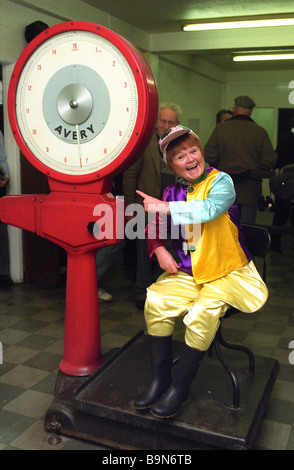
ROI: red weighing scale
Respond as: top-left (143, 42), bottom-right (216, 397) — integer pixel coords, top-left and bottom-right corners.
top-left (2, 21), bottom-right (157, 377)
top-left (0, 22), bottom-right (279, 450)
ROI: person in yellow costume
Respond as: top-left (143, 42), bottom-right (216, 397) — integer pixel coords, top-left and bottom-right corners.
top-left (134, 125), bottom-right (268, 419)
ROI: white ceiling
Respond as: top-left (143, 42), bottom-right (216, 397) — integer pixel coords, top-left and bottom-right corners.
top-left (82, 0), bottom-right (294, 71)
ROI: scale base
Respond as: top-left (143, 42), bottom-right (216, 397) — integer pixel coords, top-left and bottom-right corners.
top-left (44, 331), bottom-right (279, 450)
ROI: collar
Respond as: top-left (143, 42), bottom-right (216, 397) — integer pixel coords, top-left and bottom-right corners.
top-left (232, 114), bottom-right (254, 123)
top-left (178, 169), bottom-right (207, 188)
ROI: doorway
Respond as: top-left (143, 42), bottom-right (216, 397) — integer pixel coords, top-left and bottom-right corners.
top-left (20, 155), bottom-right (60, 284)
top-left (277, 108), bottom-right (294, 143)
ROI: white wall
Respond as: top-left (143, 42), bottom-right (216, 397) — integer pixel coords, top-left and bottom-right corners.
top-left (224, 70), bottom-right (294, 199)
top-left (225, 70), bottom-right (294, 147)
top-left (0, 0), bottom-right (150, 63)
top-left (155, 55), bottom-right (224, 143)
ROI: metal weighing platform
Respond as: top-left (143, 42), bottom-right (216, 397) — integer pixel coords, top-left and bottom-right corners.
top-left (45, 331), bottom-right (279, 450)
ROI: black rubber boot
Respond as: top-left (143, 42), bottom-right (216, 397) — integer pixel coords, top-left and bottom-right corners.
top-left (150, 344), bottom-right (205, 418)
top-left (134, 335), bottom-right (173, 410)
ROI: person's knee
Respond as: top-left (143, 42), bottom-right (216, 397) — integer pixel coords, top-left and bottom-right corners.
top-left (183, 300), bottom-right (228, 350)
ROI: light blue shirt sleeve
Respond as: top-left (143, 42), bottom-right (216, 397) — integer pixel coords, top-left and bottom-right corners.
top-left (0, 132), bottom-right (9, 178)
top-left (169, 172), bottom-right (236, 225)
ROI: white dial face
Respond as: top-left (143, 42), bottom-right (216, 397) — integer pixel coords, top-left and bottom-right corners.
top-left (15, 30), bottom-right (139, 176)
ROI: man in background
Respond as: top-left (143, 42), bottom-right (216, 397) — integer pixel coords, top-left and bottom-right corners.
top-left (205, 95), bottom-right (277, 224)
top-left (123, 103), bottom-right (182, 309)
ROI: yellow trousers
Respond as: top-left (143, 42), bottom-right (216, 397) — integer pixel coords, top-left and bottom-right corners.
top-left (144, 261), bottom-right (268, 351)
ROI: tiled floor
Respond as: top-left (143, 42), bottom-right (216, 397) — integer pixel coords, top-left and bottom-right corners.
top-left (0, 210), bottom-right (294, 450)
